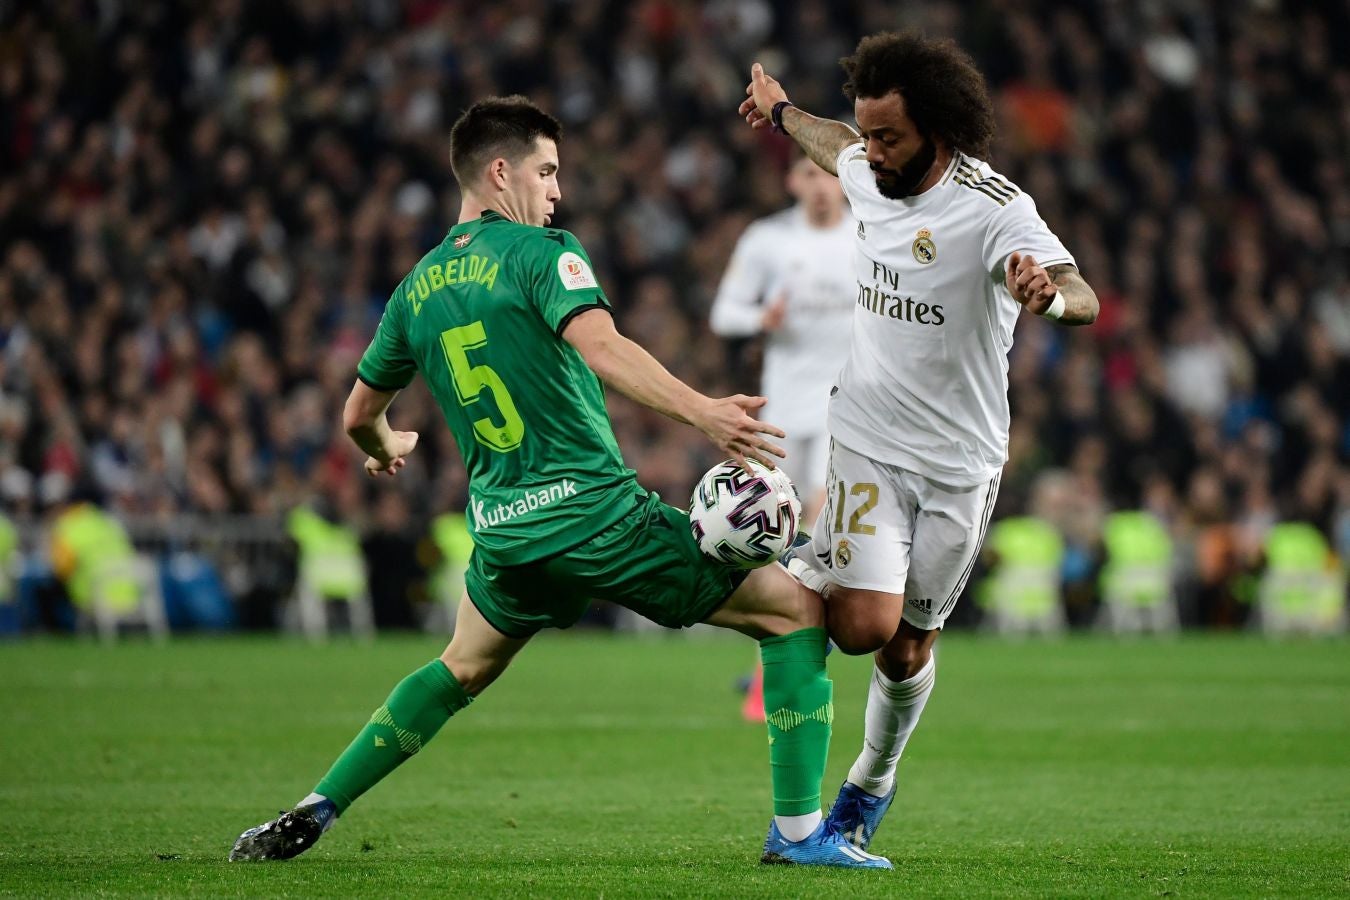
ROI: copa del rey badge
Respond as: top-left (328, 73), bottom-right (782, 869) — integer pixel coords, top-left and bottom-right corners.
top-left (557, 251), bottom-right (598, 291)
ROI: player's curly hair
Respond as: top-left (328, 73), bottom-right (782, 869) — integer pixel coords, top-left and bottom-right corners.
top-left (450, 95), bottom-right (562, 185)
top-left (841, 30), bottom-right (996, 160)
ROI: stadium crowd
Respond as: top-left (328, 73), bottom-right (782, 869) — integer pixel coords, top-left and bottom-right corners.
top-left (1, 0), bottom-right (1348, 628)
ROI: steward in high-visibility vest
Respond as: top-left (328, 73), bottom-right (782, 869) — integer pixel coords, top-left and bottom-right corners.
top-left (428, 512), bottom-right (474, 605)
top-left (977, 515), bottom-right (1064, 634)
top-left (1258, 522), bottom-right (1345, 633)
top-left (286, 506), bottom-right (368, 603)
top-left (50, 503), bottom-right (140, 613)
top-left (0, 513), bottom-right (17, 605)
top-left (1099, 510), bottom-right (1177, 632)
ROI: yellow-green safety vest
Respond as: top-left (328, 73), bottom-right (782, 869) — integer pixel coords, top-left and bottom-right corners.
top-left (51, 504), bottom-right (140, 612)
top-left (287, 507), bottom-right (367, 601)
top-left (978, 516), bottom-right (1064, 617)
top-left (1260, 522), bottom-right (1343, 626)
top-left (430, 513), bottom-right (475, 602)
top-left (1099, 511), bottom-right (1173, 609)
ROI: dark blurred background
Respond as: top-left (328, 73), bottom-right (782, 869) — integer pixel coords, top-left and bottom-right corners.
top-left (1, 0), bottom-right (1347, 637)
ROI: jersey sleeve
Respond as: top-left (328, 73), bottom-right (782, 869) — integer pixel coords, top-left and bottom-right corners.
top-left (834, 141), bottom-right (873, 204)
top-left (709, 223), bottom-right (772, 337)
top-left (356, 286), bottom-right (417, 391)
top-left (523, 230), bottom-right (612, 336)
top-left (983, 192), bottom-right (1075, 280)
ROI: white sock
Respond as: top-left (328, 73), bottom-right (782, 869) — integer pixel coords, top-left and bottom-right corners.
top-left (847, 654), bottom-right (936, 798)
top-left (298, 792), bottom-right (328, 808)
top-left (775, 810), bottom-right (823, 842)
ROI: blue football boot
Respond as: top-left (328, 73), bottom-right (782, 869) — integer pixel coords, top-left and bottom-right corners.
top-left (229, 799), bottom-right (338, 861)
top-left (760, 819), bottom-right (893, 869)
top-left (824, 780), bottom-right (897, 851)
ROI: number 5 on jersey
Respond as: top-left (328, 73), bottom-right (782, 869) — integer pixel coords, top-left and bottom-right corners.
top-left (440, 321), bottom-right (525, 452)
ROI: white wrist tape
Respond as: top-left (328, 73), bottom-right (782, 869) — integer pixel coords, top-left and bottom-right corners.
top-left (1041, 293), bottom-right (1066, 320)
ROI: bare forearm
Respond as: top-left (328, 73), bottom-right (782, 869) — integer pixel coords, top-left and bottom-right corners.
top-left (347, 418), bottom-right (398, 461)
top-left (1047, 265), bottom-right (1099, 325)
top-left (586, 333), bottom-right (707, 426)
top-left (780, 107), bottom-right (858, 176)
top-left (343, 382), bottom-right (400, 460)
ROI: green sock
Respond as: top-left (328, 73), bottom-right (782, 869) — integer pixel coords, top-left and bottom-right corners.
top-left (314, 660), bottom-right (472, 814)
top-left (759, 627), bottom-right (832, 817)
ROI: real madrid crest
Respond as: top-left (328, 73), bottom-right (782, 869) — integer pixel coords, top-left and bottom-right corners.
top-left (835, 538), bottom-right (852, 569)
top-left (912, 228), bottom-right (936, 264)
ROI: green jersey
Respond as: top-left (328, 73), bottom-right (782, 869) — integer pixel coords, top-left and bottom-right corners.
top-left (357, 211), bottom-right (638, 566)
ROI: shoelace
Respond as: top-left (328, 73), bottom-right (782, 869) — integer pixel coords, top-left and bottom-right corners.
top-left (830, 795), bottom-right (864, 832)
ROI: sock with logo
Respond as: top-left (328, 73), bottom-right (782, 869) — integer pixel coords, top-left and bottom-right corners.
top-left (848, 653), bottom-right (936, 798)
top-left (760, 627), bottom-right (832, 839)
top-left (313, 660), bottom-right (472, 814)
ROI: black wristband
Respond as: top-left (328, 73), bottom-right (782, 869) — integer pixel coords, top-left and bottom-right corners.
top-left (770, 100), bottom-right (794, 135)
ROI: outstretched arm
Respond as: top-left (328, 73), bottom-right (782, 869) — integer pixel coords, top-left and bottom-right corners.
top-left (1005, 254), bottom-right (1099, 326)
top-left (738, 63), bottom-right (858, 176)
top-left (561, 308), bottom-right (785, 469)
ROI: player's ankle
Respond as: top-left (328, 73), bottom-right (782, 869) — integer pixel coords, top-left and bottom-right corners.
top-left (775, 810), bottom-right (823, 842)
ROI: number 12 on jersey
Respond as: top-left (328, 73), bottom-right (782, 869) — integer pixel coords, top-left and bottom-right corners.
top-left (440, 321), bottom-right (525, 452)
top-left (833, 480), bottom-right (878, 535)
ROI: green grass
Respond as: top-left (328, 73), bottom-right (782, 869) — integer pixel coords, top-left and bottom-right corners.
top-left (1, 633), bottom-right (1348, 897)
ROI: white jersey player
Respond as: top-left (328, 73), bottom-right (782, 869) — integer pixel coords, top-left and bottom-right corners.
top-left (739, 32), bottom-right (1099, 852)
top-left (710, 156), bottom-right (855, 520)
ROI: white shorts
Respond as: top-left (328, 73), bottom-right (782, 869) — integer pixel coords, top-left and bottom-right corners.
top-left (778, 432), bottom-right (831, 501)
top-left (807, 440), bottom-right (1001, 630)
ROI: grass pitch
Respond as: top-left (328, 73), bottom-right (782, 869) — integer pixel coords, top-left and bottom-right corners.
top-left (1, 632), bottom-right (1347, 897)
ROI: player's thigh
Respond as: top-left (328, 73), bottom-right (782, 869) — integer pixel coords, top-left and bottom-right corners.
top-left (565, 491), bottom-right (749, 631)
top-left (706, 561), bottom-right (822, 639)
top-left (902, 471), bottom-right (1001, 630)
top-left (785, 432), bottom-right (831, 523)
top-left (779, 434), bottom-right (828, 496)
top-left (464, 548), bottom-right (591, 638)
top-left (810, 441), bottom-right (915, 597)
top-left (801, 433), bottom-right (832, 498)
top-left (806, 442), bottom-right (918, 651)
top-left (440, 594), bottom-right (532, 696)
top-left (777, 435), bottom-right (811, 486)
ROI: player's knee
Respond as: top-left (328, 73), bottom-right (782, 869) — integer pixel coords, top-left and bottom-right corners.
top-left (878, 629), bottom-right (936, 680)
top-left (826, 613), bottom-right (894, 655)
top-left (437, 652), bottom-right (499, 696)
top-left (823, 588), bottom-right (902, 654)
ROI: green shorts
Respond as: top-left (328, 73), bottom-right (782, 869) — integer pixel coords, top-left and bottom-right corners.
top-left (464, 489), bottom-right (748, 638)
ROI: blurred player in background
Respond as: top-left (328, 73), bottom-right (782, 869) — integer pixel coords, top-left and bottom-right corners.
top-left (740, 32), bottom-right (1099, 851)
top-left (230, 96), bottom-right (891, 870)
top-left (711, 155), bottom-right (855, 722)
top-left (711, 155), bottom-right (856, 523)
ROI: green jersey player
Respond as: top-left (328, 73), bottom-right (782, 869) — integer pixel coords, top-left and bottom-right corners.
top-left (229, 96), bottom-right (891, 870)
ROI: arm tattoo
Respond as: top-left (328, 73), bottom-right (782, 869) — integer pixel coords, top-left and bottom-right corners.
top-left (781, 107), bottom-right (859, 176)
top-left (1046, 264), bottom-right (1099, 326)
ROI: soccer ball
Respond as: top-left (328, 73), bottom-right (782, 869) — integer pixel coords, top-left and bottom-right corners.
top-left (689, 459), bottom-right (802, 569)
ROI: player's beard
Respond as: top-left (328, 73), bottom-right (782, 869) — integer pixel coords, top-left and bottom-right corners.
top-left (871, 137), bottom-right (938, 199)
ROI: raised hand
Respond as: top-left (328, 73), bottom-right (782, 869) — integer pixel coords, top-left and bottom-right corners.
top-left (739, 62), bottom-right (788, 130)
top-left (1005, 251), bottom-right (1057, 315)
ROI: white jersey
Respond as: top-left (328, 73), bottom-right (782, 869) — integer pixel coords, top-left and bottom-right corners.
top-left (829, 143), bottom-right (1075, 487)
top-left (710, 206), bottom-right (857, 434)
